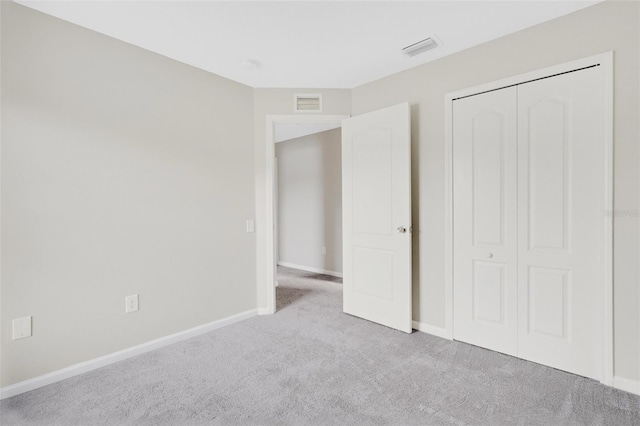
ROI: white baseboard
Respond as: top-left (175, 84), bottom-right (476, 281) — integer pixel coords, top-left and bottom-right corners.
top-left (412, 321), bottom-right (452, 340)
top-left (277, 261), bottom-right (343, 278)
top-left (613, 376), bottom-right (640, 396)
top-left (0, 309), bottom-right (258, 400)
top-left (257, 307), bottom-right (274, 315)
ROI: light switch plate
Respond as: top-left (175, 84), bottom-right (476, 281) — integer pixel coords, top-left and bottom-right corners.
top-left (246, 220), bottom-right (255, 233)
top-left (12, 316), bottom-right (32, 340)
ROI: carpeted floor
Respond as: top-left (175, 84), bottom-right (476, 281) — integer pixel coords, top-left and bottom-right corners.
top-left (2, 266), bottom-right (639, 425)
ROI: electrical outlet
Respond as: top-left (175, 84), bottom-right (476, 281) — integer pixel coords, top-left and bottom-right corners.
top-left (12, 316), bottom-right (32, 340)
top-left (125, 294), bottom-right (139, 313)
top-left (322, 246), bottom-right (327, 255)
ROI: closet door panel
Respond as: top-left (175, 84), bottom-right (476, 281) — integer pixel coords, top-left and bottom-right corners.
top-left (517, 66), bottom-right (605, 380)
top-left (453, 87), bottom-right (518, 356)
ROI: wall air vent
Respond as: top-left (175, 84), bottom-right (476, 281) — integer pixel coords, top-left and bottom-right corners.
top-left (402, 37), bottom-right (438, 57)
top-left (294, 94), bottom-right (323, 113)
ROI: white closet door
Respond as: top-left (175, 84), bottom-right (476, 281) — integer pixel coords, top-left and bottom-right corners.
top-left (453, 87), bottom-right (518, 356)
top-left (517, 66), bottom-right (605, 380)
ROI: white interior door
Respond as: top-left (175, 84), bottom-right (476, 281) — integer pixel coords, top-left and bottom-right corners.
top-left (453, 87), bottom-right (518, 356)
top-left (342, 103), bottom-right (412, 333)
top-left (517, 66), bottom-right (605, 380)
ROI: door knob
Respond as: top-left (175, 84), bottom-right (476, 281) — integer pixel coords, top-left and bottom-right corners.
top-left (397, 226), bottom-right (407, 233)
top-left (488, 253), bottom-right (494, 258)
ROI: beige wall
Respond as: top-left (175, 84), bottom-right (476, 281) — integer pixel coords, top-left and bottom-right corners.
top-left (1, 2), bottom-right (256, 386)
top-left (254, 89), bottom-right (351, 309)
top-left (351, 0), bottom-right (639, 381)
top-left (2, 0), bottom-right (638, 390)
top-left (276, 129), bottom-right (342, 274)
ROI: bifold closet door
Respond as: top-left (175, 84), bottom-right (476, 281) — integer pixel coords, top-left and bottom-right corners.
top-left (453, 87), bottom-right (518, 356)
top-left (517, 66), bottom-right (605, 380)
top-left (453, 65), bottom-right (605, 380)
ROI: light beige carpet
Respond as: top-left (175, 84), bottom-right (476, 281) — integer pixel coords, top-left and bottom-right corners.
top-left (2, 266), bottom-right (639, 425)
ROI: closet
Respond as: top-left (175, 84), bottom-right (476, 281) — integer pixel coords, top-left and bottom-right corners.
top-left (452, 64), bottom-right (606, 380)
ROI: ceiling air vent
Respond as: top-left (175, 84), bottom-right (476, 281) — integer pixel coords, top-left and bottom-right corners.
top-left (402, 37), bottom-right (438, 57)
top-left (294, 94), bottom-right (323, 113)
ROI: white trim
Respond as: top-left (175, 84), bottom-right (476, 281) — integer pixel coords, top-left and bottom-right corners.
top-left (613, 376), bottom-right (640, 396)
top-left (257, 308), bottom-right (274, 315)
top-left (412, 321), bottom-right (451, 340)
top-left (0, 309), bottom-right (258, 400)
top-left (601, 52), bottom-right (615, 387)
top-left (265, 114), bottom-right (349, 314)
top-left (277, 261), bottom-right (343, 278)
top-left (444, 53), bottom-right (611, 101)
top-left (443, 90), bottom-right (455, 341)
top-left (444, 52), bottom-right (614, 385)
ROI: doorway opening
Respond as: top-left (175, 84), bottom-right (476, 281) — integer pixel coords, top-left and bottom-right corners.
top-left (264, 104), bottom-right (413, 333)
top-left (264, 115), bottom-right (349, 314)
top-left (274, 122), bottom-right (344, 303)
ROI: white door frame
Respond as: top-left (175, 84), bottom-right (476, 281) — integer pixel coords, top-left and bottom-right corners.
top-left (444, 52), bottom-right (614, 385)
top-left (264, 114), bottom-right (349, 314)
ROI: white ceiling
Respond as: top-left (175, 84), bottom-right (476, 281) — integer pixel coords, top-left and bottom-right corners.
top-left (15, 0), bottom-right (602, 88)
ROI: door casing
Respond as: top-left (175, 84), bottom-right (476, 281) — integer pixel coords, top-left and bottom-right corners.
top-left (444, 52), bottom-right (613, 385)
